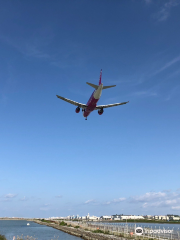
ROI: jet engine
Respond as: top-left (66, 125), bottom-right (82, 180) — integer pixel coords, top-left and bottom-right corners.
top-left (98, 108), bottom-right (104, 115)
top-left (75, 107), bottom-right (80, 113)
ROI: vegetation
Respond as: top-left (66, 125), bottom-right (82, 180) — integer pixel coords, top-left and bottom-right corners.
top-left (74, 226), bottom-right (80, 228)
top-left (0, 235), bottom-right (7, 240)
top-left (59, 221), bottom-right (67, 226)
top-left (67, 224), bottom-right (72, 227)
top-left (118, 233), bottom-right (124, 237)
top-left (92, 229), bottom-right (104, 233)
top-left (41, 219), bottom-right (52, 223)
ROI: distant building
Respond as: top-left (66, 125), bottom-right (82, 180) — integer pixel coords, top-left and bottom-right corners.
top-left (159, 216), bottom-right (169, 220)
top-left (144, 215), bottom-right (153, 219)
top-left (169, 216), bottom-right (180, 221)
top-left (120, 215), bottom-right (144, 220)
top-left (153, 215), bottom-right (169, 221)
top-left (86, 213), bottom-right (99, 221)
top-left (111, 215), bottom-right (144, 220)
top-left (100, 215), bottom-right (112, 220)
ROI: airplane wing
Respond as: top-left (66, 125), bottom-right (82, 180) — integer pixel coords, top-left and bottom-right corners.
top-left (56, 95), bottom-right (87, 109)
top-left (95, 101), bottom-right (129, 109)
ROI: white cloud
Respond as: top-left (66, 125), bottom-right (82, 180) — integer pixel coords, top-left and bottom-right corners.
top-left (55, 195), bottom-right (62, 198)
top-left (84, 199), bottom-right (95, 204)
top-left (153, 55), bottom-right (180, 75)
top-left (113, 198), bottom-right (126, 203)
top-left (131, 191), bottom-right (180, 210)
top-left (103, 201), bottom-right (111, 205)
top-left (154, 0), bottom-right (180, 22)
top-left (44, 203), bottom-right (51, 206)
top-left (20, 196), bottom-right (28, 201)
top-left (165, 84), bottom-right (180, 101)
top-left (0, 35), bottom-right (50, 60)
top-left (102, 197), bottom-right (126, 205)
top-left (144, 0), bottom-right (152, 4)
top-left (40, 203), bottom-right (51, 211)
top-left (133, 91), bottom-right (157, 97)
top-left (40, 207), bottom-right (49, 211)
top-left (131, 192), bottom-right (166, 203)
top-left (172, 206), bottom-right (180, 209)
top-left (4, 193), bottom-right (17, 199)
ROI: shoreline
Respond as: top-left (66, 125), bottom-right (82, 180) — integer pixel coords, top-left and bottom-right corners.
top-left (34, 220), bottom-right (128, 240)
top-left (0, 219), bottom-right (179, 224)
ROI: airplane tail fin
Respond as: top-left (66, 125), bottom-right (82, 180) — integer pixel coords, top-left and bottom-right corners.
top-left (99, 69), bottom-right (102, 85)
top-left (86, 69), bottom-right (102, 89)
top-left (86, 69), bottom-right (116, 90)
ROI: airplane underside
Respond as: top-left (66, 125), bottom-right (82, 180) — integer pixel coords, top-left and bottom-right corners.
top-left (56, 69), bottom-right (129, 120)
top-left (83, 97), bottom-right (99, 119)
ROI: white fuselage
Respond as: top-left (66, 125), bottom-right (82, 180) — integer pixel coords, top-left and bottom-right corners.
top-left (93, 83), bottom-right (103, 99)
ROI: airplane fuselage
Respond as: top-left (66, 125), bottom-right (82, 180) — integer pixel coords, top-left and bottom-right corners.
top-left (56, 69), bottom-right (129, 120)
top-left (83, 83), bottom-right (103, 118)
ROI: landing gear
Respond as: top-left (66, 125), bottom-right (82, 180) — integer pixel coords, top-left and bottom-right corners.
top-left (82, 109), bottom-right (87, 120)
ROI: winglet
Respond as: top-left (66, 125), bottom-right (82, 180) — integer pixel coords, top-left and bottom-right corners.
top-left (99, 69), bottom-right (102, 85)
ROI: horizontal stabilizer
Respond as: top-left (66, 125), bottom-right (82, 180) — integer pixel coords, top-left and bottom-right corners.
top-left (103, 85), bottom-right (116, 89)
top-left (86, 82), bottom-right (99, 89)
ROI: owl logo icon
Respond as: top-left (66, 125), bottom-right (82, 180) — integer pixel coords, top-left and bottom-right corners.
top-left (135, 227), bottom-right (143, 235)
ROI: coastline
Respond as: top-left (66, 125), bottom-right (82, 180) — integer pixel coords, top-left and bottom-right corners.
top-left (34, 220), bottom-right (128, 240)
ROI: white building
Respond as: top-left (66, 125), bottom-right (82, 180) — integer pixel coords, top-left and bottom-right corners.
top-left (120, 215), bottom-right (144, 220)
top-left (101, 215), bottom-right (112, 220)
top-left (159, 215), bottom-right (169, 220)
top-left (144, 215), bottom-right (153, 219)
top-left (169, 216), bottom-right (180, 221)
top-left (87, 213), bottom-right (99, 221)
top-left (112, 215), bottom-right (121, 220)
top-left (154, 215), bottom-right (169, 220)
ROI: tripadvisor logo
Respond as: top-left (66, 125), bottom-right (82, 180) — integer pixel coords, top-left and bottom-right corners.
top-left (135, 227), bottom-right (173, 235)
top-left (135, 227), bottom-right (143, 235)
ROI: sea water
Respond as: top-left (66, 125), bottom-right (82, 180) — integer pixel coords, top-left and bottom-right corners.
top-left (0, 220), bottom-right (81, 240)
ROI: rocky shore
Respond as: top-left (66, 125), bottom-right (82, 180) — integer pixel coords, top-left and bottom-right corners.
top-left (34, 220), bottom-right (129, 240)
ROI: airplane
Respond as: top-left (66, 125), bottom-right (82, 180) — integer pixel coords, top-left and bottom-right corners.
top-left (56, 70), bottom-right (129, 120)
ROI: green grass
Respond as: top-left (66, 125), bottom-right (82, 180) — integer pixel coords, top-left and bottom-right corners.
top-left (118, 233), bottom-right (124, 237)
top-left (92, 229), bottom-right (104, 233)
top-left (41, 219), bottom-right (52, 223)
top-left (74, 226), bottom-right (80, 228)
top-left (59, 221), bottom-right (67, 226)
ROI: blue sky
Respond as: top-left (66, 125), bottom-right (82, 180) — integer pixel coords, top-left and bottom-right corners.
top-left (0, 0), bottom-right (180, 218)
